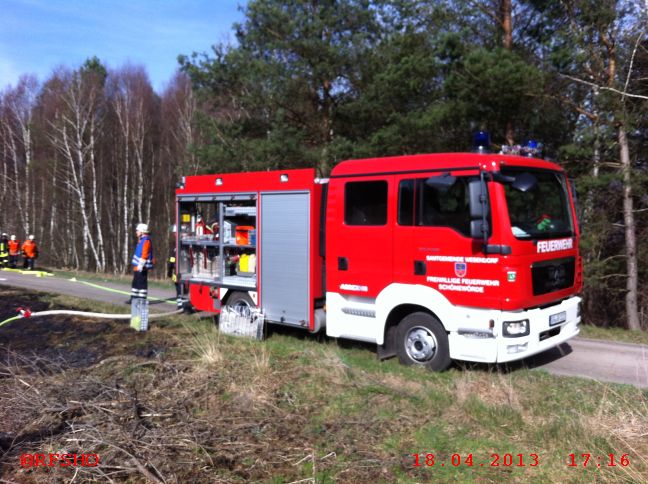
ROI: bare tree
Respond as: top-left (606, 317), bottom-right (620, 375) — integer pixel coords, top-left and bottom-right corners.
top-left (0, 76), bottom-right (39, 236)
top-left (46, 69), bottom-right (106, 271)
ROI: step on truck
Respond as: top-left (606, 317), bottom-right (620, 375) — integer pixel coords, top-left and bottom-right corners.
top-left (174, 152), bottom-right (582, 370)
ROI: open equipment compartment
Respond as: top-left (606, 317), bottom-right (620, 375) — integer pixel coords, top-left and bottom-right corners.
top-left (176, 194), bottom-right (257, 290)
top-left (175, 169), bottom-right (324, 330)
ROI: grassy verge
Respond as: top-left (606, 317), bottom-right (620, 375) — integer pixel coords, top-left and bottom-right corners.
top-left (50, 267), bottom-right (174, 289)
top-left (1, 290), bottom-right (646, 482)
top-left (579, 324), bottom-right (648, 346)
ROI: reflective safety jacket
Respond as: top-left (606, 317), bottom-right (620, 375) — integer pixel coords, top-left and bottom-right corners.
top-left (8, 240), bottom-right (20, 256)
top-left (167, 248), bottom-right (176, 278)
top-left (22, 240), bottom-right (38, 259)
top-left (132, 235), bottom-right (154, 272)
top-left (0, 239), bottom-right (8, 258)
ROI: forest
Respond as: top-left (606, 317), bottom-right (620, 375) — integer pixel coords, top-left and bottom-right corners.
top-left (0, 0), bottom-right (646, 330)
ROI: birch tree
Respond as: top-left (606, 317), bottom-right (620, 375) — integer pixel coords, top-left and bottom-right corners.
top-left (46, 68), bottom-right (106, 271)
top-left (0, 76), bottom-right (39, 236)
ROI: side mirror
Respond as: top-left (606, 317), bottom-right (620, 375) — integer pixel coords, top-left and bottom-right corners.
top-left (468, 179), bottom-right (489, 219)
top-left (470, 220), bottom-right (489, 239)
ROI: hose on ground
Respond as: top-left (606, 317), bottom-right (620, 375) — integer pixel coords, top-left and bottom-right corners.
top-left (0, 308), bottom-right (184, 329)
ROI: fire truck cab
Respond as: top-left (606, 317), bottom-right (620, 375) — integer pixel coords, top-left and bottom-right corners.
top-left (175, 153), bottom-right (582, 370)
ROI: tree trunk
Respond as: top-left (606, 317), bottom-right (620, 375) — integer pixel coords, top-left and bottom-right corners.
top-left (618, 124), bottom-right (640, 330)
top-left (500, 0), bottom-right (514, 145)
top-left (583, 118), bottom-right (600, 224)
top-left (500, 0), bottom-right (513, 50)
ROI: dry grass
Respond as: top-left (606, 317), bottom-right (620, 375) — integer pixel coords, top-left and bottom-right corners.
top-left (2, 288), bottom-right (647, 482)
top-left (454, 371), bottom-right (522, 410)
top-left (182, 321), bottom-right (224, 367)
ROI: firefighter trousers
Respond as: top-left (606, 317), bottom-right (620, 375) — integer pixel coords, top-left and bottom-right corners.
top-left (131, 270), bottom-right (148, 300)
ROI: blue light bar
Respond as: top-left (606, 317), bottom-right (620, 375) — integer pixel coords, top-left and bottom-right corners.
top-left (472, 131), bottom-right (490, 153)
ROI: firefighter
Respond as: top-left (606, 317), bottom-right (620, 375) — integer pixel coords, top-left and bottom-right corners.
top-left (21, 235), bottom-right (38, 270)
top-left (128, 223), bottom-right (154, 304)
top-left (8, 235), bottom-right (20, 268)
top-left (167, 246), bottom-right (183, 309)
top-left (0, 233), bottom-right (8, 267)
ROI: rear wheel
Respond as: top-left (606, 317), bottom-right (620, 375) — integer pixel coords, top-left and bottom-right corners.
top-left (225, 291), bottom-right (255, 317)
top-left (395, 312), bottom-right (451, 371)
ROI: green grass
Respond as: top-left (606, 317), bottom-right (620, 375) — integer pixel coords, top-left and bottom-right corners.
top-left (579, 324), bottom-right (648, 346)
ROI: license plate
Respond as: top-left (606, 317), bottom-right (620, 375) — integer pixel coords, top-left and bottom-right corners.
top-left (549, 311), bottom-right (566, 326)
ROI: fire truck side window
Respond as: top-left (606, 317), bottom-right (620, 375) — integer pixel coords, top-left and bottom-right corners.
top-left (398, 177), bottom-right (472, 236)
top-left (344, 181), bottom-right (388, 226)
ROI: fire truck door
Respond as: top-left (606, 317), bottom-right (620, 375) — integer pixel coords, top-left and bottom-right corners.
top-left (330, 178), bottom-right (394, 298)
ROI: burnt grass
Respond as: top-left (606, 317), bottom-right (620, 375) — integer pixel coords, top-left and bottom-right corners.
top-left (1, 287), bottom-right (647, 483)
top-left (0, 287), bottom-right (404, 483)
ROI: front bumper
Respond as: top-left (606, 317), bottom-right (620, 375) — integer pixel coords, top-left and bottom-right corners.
top-left (448, 296), bottom-right (581, 363)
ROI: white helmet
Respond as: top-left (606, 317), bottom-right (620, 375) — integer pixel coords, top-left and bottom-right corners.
top-left (28, 234), bottom-right (35, 240)
top-left (10, 235), bottom-right (16, 241)
top-left (1, 233), bottom-right (7, 238)
top-left (136, 223), bottom-right (149, 233)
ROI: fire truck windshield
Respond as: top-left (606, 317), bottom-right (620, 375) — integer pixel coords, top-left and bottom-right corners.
top-left (502, 168), bottom-right (575, 240)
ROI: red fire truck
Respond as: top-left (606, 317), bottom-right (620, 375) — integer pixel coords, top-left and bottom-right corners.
top-left (174, 152), bottom-right (582, 370)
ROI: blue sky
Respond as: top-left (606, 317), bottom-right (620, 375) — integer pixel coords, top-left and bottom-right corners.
top-left (0, 0), bottom-right (245, 92)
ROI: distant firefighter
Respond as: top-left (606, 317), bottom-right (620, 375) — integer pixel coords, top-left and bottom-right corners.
top-left (8, 235), bottom-right (20, 268)
top-left (22, 235), bottom-right (38, 270)
top-left (0, 233), bottom-right (8, 267)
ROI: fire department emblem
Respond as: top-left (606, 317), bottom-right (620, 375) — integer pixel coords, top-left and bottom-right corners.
top-left (454, 262), bottom-right (467, 278)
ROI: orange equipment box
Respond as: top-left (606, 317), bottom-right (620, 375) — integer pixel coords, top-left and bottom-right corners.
top-left (235, 226), bottom-right (255, 245)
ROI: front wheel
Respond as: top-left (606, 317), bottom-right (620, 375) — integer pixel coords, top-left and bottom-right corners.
top-left (395, 312), bottom-right (451, 371)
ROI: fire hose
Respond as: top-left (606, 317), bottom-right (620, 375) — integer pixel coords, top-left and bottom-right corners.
top-left (0, 271), bottom-right (185, 330)
top-left (0, 307), bottom-right (184, 329)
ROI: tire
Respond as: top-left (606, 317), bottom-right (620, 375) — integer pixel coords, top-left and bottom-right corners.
top-left (395, 312), bottom-right (451, 371)
top-left (224, 291), bottom-right (255, 317)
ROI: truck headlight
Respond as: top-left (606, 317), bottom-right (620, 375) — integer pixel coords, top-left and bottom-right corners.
top-left (503, 319), bottom-right (530, 337)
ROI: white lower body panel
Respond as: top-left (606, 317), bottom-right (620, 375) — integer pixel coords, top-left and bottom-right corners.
top-left (325, 292), bottom-right (379, 343)
top-left (449, 296), bottom-right (581, 363)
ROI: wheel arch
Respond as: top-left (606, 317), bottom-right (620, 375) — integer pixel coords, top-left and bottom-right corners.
top-left (380, 304), bottom-right (445, 357)
top-left (375, 283), bottom-right (456, 347)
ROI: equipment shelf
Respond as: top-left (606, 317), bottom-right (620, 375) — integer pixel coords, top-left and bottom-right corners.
top-left (222, 275), bottom-right (257, 289)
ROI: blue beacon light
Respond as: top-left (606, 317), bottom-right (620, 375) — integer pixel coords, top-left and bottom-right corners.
top-left (524, 139), bottom-right (542, 157)
top-left (472, 131), bottom-right (491, 154)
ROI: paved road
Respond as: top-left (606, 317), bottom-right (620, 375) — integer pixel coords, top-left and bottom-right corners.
top-left (522, 338), bottom-right (648, 388)
top-left (1, 269), bottom-right (647, 388)
top-left (0, 269), bottom-right (176, 313)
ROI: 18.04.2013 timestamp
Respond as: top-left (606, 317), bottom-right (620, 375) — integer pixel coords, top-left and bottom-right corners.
top-left (411, 453), bottom-right (539, 467)
top-left (411, 453), bottom-right (631, 468)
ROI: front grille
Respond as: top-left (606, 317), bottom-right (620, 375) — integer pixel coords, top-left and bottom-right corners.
top-left (531, 257), bottom-right (575, 296)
